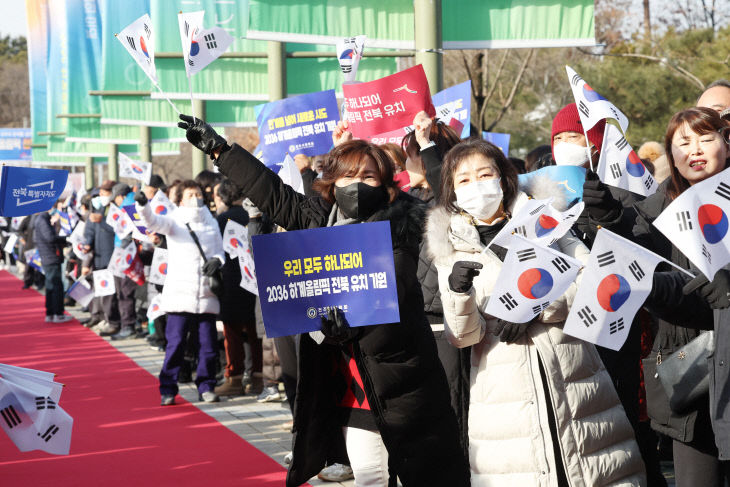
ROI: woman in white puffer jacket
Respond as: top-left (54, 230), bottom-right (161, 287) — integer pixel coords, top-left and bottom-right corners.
top-left (135, 180), bottom-right (225, 406)
top-left (426, 139), bottom-right (646, 487)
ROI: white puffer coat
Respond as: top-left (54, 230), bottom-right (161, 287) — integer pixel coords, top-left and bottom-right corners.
top-left (426, 192), bottom-right (646, 487)
top-left (139, 203), bottom-right (224, 315)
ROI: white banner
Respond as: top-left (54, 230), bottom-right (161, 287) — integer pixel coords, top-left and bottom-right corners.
top-left (3, 233), bottom-right (18, 254)
top-left (563, 228), bottom-right (666, 350)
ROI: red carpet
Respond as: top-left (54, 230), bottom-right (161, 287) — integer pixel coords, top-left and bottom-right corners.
top-left (0, 270), bottom-right (294, 486)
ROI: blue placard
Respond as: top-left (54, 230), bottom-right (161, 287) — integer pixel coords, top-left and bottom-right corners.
top-left (0, 166), bottom-right (68, 217)
top-left (255, 89), bottom-right (340, 166)
top-left (432, 81), bottom-right (472, 138)
top-left (518, 165), bottom-right (587, 207)
top-left (482, 131), bottom-right (511, 156)
top-left (251, 221), bottom-right (400, 338)
top-left (0, 128), bottom-right (32, 161)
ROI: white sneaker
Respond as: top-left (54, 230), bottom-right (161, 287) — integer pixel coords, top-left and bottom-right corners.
top-left (90, 320), bottom-right (106, 332)
top-left (54, 314), bottom-right (72, 323)
top-left (45, 315), bottom-right (54, 323)
top-left (283, 451), bottom-right (293, 465)
top-left (317, 463), bottom-right (354, 481)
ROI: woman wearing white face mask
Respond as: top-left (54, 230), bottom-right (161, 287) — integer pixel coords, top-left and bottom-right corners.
top-left (135, 179), bottom-right (225, 406)
top-left (426, 138), bottom-right (646, 486)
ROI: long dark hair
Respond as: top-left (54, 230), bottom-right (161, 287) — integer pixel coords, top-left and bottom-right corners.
top-left (439, 139), bottom-right (519, 213)
top-left (312, 139), bottom-right (399, 204)
top-left (665, 107), bottom-right (729, 200)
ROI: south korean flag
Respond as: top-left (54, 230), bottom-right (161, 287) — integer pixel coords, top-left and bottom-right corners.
top-left (148, 247), bottom-right (168, 286)
top-left (566, 66), bottom-right (629, 133)
top-left (178, 11), bottom-right (234, 77)
top-left (489, 198), bottom-right (585, 248)
top-left (597, 123), bottom-right (657, 197)
top-left (222, 219), bottom-right (249, 257)
top-left (563, 228), bottom-right (666, 351)
top-left (484, 235), bottom-right (582, 323)
top-left (654, 167), bottom-right (730, 280)
top-left (336, 35), bottom-right (366, 84)
top-left (116, 14), bottom-right (157, 84)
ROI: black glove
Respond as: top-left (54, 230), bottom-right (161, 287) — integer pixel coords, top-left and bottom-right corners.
top-left (582, 170), bottom-right (621, 222)
top-left (320, 307), bottom-right (360, 344)
top-left (683, 269), bottom-right (730, 309)
top-left (177, 114), bottom-right (229, 160)
top-left (202, 258), bottom-right (222, 276)
top-left (492, 319), bottom-right (532, 343)
top-left (448, 261), bottom-right (483, 293)
top-left (134, 190), bottom-right (148, 206)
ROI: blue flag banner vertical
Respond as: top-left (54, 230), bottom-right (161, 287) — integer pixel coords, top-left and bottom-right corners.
top-left (0, 166), bottom-right (69, 217)
top-left (255, 89), bottom-right (340, 165)
top-left (482, 131), bottom-right (511, 156)
top-left (432, 80), bottom-right (471, 138)
top-left (251, 221), bottom-right (400, 338)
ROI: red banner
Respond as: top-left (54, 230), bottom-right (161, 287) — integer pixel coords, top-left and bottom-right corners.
top-left (342, 64), bottom-right (435, 139)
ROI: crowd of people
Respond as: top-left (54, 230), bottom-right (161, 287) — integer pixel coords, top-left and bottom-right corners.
top-left (3, 80), bottom-right (730, 487)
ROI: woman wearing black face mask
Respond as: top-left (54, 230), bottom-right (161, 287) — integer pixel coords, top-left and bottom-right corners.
top-left (177, 115), bottom-right (470, 487)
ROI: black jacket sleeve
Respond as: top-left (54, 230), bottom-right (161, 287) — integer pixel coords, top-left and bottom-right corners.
top-left (644, 271), bottom-right (712, 327)
top-left (421, 145), bottom-right (443, 201)
top-left (216, 144), bottom-right (324, 231)
top-left (301, 168), bottom-right (319, 199)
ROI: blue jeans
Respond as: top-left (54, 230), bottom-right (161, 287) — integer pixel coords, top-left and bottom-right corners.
top-left (42, 264), bottom-right (64, 317)
top-left (159, 313), bottom-right (218, 396)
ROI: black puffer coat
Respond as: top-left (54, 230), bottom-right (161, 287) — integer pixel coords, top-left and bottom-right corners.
top-left (217, 144), bottom-right (470, 487)
top-left (630, 179), bottom-right (714, 442)
top-left (216, 205), bottom-right (256, 324)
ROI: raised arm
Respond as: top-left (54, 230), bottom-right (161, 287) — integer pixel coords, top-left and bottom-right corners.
top-left (135, 191), bottom-right (175, 236)
top-left (177, 114), bottom-right (318, 231)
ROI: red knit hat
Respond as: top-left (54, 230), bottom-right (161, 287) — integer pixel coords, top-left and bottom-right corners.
top-left (551, 102), bottom-right (605, 155)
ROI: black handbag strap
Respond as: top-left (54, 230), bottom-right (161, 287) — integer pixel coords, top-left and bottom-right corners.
top-left (184, 223), bottom-right (208, 262)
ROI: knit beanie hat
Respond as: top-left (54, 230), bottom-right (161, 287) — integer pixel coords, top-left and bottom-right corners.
top-left (551, 102), bottom-right (605, 155)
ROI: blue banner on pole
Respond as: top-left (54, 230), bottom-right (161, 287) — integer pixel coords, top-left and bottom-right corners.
top-left (432, 81), bottom-right (471, 138)
top-left (251, 221), bottom-right (400, 338)
top-left (0, 166), bottom-right (68, 217)
top-left (0, 128), bottom-right (32, 161)
top-left (482, 131), bottom-right (511, 156)
top-left (518, 165), bottom-right (587, 207)
top-left (255, 89), bottom-right (340, 167)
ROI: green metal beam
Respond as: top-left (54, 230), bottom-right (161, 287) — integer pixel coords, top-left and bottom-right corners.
top-left (88, 90), bottom-right (151, 96)
top-left (56, 113), bottom-right (102, 119)
top-left (37, 131), bottom-right (66, 136)
top-left (154, 51), bottom-right (414, 59)
top-left (31, 144), bottom-right (47, 149)
top-left (267, 41), bottom-right (287, 102)
top-left (414, 0), bottom-right (443, 94)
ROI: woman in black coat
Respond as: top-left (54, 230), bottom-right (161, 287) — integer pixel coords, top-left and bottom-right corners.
top-left (615, 107), bottom-right (730, 486)
top-left (178, 115), bottom-right (470, 487)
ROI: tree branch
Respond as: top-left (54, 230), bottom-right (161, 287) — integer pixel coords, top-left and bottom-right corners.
top-left (577, 47), bottom-right (705, 89)
top-left (479, 50), bottom-right (508, 130)
top-left (486, 49), bottom-right (534, 132)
